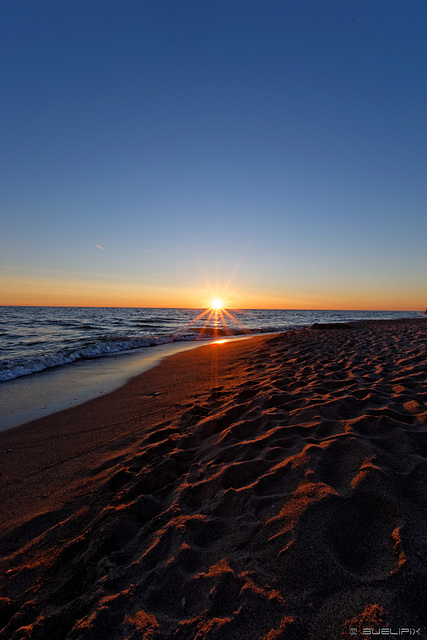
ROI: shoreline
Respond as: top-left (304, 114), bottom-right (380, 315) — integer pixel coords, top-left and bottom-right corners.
top-left (1, 309), bottom-right (422, 431)
top-left (0, 333), bottom-right (261, 431)
top-left (1, 318), bottom-right (427, 639)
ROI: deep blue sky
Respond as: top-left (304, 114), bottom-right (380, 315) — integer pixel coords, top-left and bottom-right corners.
top-left (1, 1), bottom-right (426, 308)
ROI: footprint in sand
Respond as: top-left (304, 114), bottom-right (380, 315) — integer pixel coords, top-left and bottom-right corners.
top-left (277, 491), bottom-right (404, 588)
top-left (327, 493), bottom-right (404, 579)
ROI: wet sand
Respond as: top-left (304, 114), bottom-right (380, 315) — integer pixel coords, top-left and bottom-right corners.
top-left (0, 336), bottom-right (256, 430)
top-left (1, 320), bottom-right (427, 639)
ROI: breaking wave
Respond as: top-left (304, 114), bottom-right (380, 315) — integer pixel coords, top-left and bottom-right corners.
top-left (0, 328), bottom-right (256, 382)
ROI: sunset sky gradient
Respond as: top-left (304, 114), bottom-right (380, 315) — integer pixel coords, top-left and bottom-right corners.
top-left (1, 1), bottom-right (427, 309)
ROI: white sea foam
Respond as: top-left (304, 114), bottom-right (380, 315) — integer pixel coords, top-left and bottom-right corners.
top-left (0, 330), bottom-right (252, 381)
top-left (0, 335), bottom-right (173, 381)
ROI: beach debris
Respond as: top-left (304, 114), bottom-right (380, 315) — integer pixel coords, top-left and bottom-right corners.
top-left (310, 322), bottom-right (351, 330)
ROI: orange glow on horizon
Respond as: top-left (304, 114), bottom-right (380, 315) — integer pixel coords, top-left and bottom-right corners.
top-left (0, 274), bottom-right (423, 311)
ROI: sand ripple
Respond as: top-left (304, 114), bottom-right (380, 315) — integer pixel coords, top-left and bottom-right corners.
top-left (1, 319), bottom-right (427, 638)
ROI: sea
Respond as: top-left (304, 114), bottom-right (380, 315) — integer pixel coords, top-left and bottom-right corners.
top-left (0, 306), bottom-right (423, 430)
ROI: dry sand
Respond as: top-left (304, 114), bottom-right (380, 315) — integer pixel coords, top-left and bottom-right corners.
top-left (1, 319), bottom-right (427, 639)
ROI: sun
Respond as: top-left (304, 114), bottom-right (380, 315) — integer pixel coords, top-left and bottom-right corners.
top-left (210, 297), bottom-right (224, 310)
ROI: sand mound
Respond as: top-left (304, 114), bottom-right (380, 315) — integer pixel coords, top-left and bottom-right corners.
top-left (1, 319), bottom-right (427, 639)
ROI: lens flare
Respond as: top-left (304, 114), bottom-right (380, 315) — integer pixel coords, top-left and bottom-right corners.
top-left (210, 298), bottom-right (224, 310)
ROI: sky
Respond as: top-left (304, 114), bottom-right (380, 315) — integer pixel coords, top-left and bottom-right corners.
top-left (1, 0), bottom-right (426, 310)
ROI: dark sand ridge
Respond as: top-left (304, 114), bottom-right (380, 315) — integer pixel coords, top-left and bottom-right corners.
top-left (1, 320), bottom-right (427, 639)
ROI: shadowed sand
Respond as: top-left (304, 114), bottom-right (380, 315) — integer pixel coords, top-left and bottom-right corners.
top-left (1, 320), bottom-right (427, 639)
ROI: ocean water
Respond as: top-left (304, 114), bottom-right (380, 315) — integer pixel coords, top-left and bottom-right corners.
top-left (0, 306), bottom-right (422, 383)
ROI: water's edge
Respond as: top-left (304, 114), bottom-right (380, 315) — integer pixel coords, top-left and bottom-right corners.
top-left (0, 334), bottom-right (260, 432)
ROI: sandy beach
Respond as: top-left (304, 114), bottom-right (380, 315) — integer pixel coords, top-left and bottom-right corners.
top-left (1, 319), bottom-right (427, 639)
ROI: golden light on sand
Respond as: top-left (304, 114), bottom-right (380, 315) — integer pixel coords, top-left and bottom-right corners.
top-left (210, 298), bottom-right (225, 310)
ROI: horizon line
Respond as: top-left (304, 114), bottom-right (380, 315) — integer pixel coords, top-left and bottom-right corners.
top-left (0, 304), bottom-right (422, 312)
